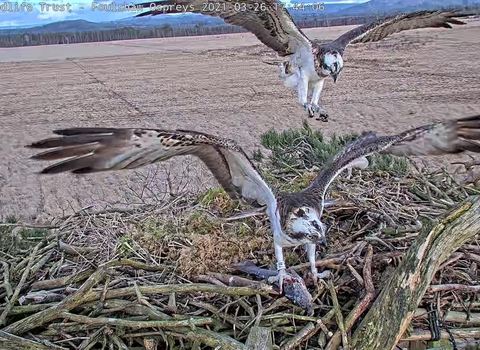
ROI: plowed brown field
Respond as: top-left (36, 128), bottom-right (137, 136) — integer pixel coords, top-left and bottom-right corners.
top-left (1, 20), bottom-right (479, 221)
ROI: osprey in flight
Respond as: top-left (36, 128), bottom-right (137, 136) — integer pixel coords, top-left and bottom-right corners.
top-left (27, 115), bottom-right (480, 291)
top-left (135, 2), bottom-right (468, 121)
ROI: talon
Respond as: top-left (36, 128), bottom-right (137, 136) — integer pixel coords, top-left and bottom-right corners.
top-left (317, 270), bottom-right (332, 279)
top-left (317, 113), bottom-right (329, 122)
top-left (304, 103), bottom-right (329, 121)
top-left (303, 103), bottom-right (315, 118)
top-left (310, 269), bottom-right (332, 284)
top-left (268, 268), bottom-right (293, 295)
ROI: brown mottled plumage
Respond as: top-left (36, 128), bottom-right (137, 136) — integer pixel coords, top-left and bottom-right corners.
top-left (334, 10), bottom-right (468, 46)
top-left (136, 0), bottom-right (311, 57)
top-left (134, 2), bottom-right (471, 121)
top-left (27, 114), bottom-right (480, 291)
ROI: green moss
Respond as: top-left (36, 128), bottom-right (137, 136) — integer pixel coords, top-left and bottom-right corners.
top-left (137, 219), bottom-right (175, 239)
top-left (186, 212), bottom-right (222, 236)
top-left (198, 187), bottom-right (227, 206)
top-left (116, 236), bottom-right (137, 258)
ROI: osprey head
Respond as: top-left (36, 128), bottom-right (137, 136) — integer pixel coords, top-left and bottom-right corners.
top-left (320, 51), bottom-right (344, 83)
top-left (286, 206), bottom-right (327, 246)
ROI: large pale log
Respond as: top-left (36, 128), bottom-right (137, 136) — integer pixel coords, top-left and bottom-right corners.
top-left (350, 197), bottom-right (480, 350)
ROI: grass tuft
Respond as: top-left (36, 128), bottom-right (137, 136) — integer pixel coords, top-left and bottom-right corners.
top-left (261, 120), bottom-right (409, 177)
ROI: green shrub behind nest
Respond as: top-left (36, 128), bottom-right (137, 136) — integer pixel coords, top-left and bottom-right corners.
top-left (260, 120), bottom-right (410, 176)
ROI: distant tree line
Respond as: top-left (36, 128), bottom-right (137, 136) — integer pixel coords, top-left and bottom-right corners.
top-left (0, 9), bottom-right (478, 48)
top-left (0, 16), bottom-right (375, 47)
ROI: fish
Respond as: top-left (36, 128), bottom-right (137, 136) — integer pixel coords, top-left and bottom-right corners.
top-left (231, 260), bottom-right (314, 315)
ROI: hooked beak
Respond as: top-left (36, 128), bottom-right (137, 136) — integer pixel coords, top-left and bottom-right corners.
top-left (318, 236), bottom-right (328, 248)
top-left (332, 73), bottom-right (339, 83)
top-left (311, 221), bottom-right (327, 247)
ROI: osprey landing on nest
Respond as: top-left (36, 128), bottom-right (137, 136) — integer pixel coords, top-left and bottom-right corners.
top-left (27, 115), bottom-right (480, 292)
top-left (135, 1), bottom-right (469, 121)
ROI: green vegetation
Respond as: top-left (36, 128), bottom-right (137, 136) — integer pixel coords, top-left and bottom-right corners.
top-left (260, 120), bottom-right (410, 177)
top-left (0, 217), bottom-right (48, 255)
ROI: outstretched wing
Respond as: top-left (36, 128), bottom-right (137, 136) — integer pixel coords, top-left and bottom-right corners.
top-left (135, 0), bottom-right (312, 57)
top-left (304, 114), bottom-right (480, 210)
top-left (27, 127), bottom-right (277, 209)
top-left (332, 10), bottom-right (468, 48)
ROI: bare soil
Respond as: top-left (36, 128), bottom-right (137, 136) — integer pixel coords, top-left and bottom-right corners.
top-left (1, 20), bottom-right (480, 221)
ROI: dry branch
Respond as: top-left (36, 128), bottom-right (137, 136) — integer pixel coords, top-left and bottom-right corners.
top-left (170, 328), bottom-right (247, 350)
top-left (0, 243), bottom-right (40, 325)
top-left (428, 284), bottom-right (480, 293)
top-left (280, 320), bottom-right (331, 350)
top-left (30, 269), bottom-right (96, 291)
top-left (415, 308), bottom-right (480, 325)
top-left (3, 267), bottom-right (108, 335)
top-left (326, 245), bottom-right (375, 350)
top-left (82, 283), bottom-right (273, 303)
top-left (60, 312), bottom-right (214, 328)
top-left (0, 330), bottom-right (66, 350)
top-left (350, 196), bottom-right (480, 350)
top-left (401, 327), bottom-right (480, 341)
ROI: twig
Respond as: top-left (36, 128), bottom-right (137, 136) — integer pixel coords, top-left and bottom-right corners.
top-left (168, 328), bottom-right (247, 350)
top-left (401, 327), bottom-right (480, 341)
top-left (190, 300), bottom-right (246, 330)
top-left (60, 312), bottom-right (213, 328)
top-left (103, 258), bottom-right (170, 271)
top-left (0, 261), bottom-right (13, 298)
top-left (77, 325), bottom-right (106, 350)
top-left (328, 279), bottom-right (349, 350)
top-left (57, 240), bottom-right (98, 256)
top-left (428, 284), bottom-right (480, 293)
top-left (30, 251), bottom-right (53, 276)
top-left (414, 308), bottom-right (480, 325)
top-left (346, 263), bottom-right (364, 286)
top-left (280, 310), bottom-right (336, 350)
top-left (201, 273), bottom-right (257, 317)
top-left (82, 283), bottom-right (273, 303)
top-left (0, 303), bottom-right (57, 315)
top-left (280, 322), bottom-right (321, 350)
top-left (90, 275), bottom-right (111, 317)
top-left (0, 243), bottom-right (40, 325)
top-left (109, 334), bottom-right (130, 350)
top-left (3, 267), bottom-right (108, 335)
top-left (0, 330), bottom-right (67, 350)
top-left (326, 245), bottom-right (375, 350)
top-left (31, 269), bottom-right (96, 291)
top-left (291, 257), bottom-right (345, 271)
top-left (0, 223), bottom-right (58, 229)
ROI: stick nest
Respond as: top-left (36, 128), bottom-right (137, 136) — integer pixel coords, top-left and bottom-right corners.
top-left (1, 124), bottom-right (480, 349)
